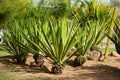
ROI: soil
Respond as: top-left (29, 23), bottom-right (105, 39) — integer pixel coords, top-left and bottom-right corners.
top-left (0, 56), bottom-right (120, 80)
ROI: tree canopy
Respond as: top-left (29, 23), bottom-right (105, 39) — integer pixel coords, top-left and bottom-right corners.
top-left (0, 0), bottom-right (33, 28)
top-left (110, 0), bottom-right (120, 7)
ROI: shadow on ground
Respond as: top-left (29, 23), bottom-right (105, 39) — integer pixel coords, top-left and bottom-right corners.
top-left (23, 65), bottom-right (50, 73)
top-left (73, 64), bottom-right (120, 80)
top-left (115, 58), bottom-right (120, 62)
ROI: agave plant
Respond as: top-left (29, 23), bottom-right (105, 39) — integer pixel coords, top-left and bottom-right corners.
top-left (23, 18), bottom-right (47, 67)
top-left (73, 17), bottom-right (113, 66)
top-left (23, 18), bottom-right (80, 74)
top-left (0, 20), bottom-right (28, 64)
top-left (72, 0), bottom-right (118, 59)
top-left (91, 18), bottom-right (111, 50)
top-left (72, 0), bottom-right (113, 66)
top-left (73, 20), bottom-right (98, 66)
top-left (73, 0), bottom-right (112, 43)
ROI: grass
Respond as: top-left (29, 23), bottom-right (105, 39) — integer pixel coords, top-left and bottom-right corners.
top-left (0, 75), bottom-right (16, 80)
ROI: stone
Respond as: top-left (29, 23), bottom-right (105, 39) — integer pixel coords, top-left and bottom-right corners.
top-left (24, 53), bottom-right (35, 66)
top-left (99, 55), bottom-right (105, 61)
top-left (110, 51), bottom-right (120, 57)
top-left (87, 50), bottom-right (102, 61)
top-left (90, 45), bottom-right (98, 51)
top-left (35, 56), bottom-right (44, 67)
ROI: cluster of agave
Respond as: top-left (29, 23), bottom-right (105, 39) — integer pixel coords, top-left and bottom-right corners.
top-left (0, 0), bottom-right (118, 74)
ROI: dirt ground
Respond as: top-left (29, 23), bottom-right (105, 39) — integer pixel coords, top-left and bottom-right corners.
top-left (0, 56), bottom-right (120, 80)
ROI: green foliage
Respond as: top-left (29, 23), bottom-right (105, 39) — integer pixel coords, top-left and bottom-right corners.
top-left (52, 2), bottom-right (67, 19)
top-left (71, 0), bottom-right (118, 60)
top-left (106, 19), bottom-right (120, 52)
top-left (37, 0), bottom-right (72, 20)
top-left (0, 75), bottom-right (16, 80)
top-left (73, 0), bottom-right (116, 45)
top-left (0, 20), bottom-right (28, 63)
top-left (105, 7), bottom-right (118, 58)
top-left (110, 0), bottom-right (120, 7)
top-left (0, 0), bottom-right (119, 73)
top-left (23, 18), bottom-right (80, 65)
top-left (0, 0), bottom-right (34, 28)
top-left (75, 21), bottom-right (97, 57)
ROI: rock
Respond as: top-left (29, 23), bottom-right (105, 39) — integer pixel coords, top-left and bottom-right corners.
top-left (90, 45), bottom-right (98, 51)
top-left (35, 56), bottom-right (44, 67)
top-left (4, 56), bottom-right (16, 63)
top-left (87, 50), bottom-right (102, 61)
top-left (110, 51), bottom-right (120, 57)
top-left (24, 53), bottom-right (35, 66)
top-left (99, 55), bottom-right (105, 61)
